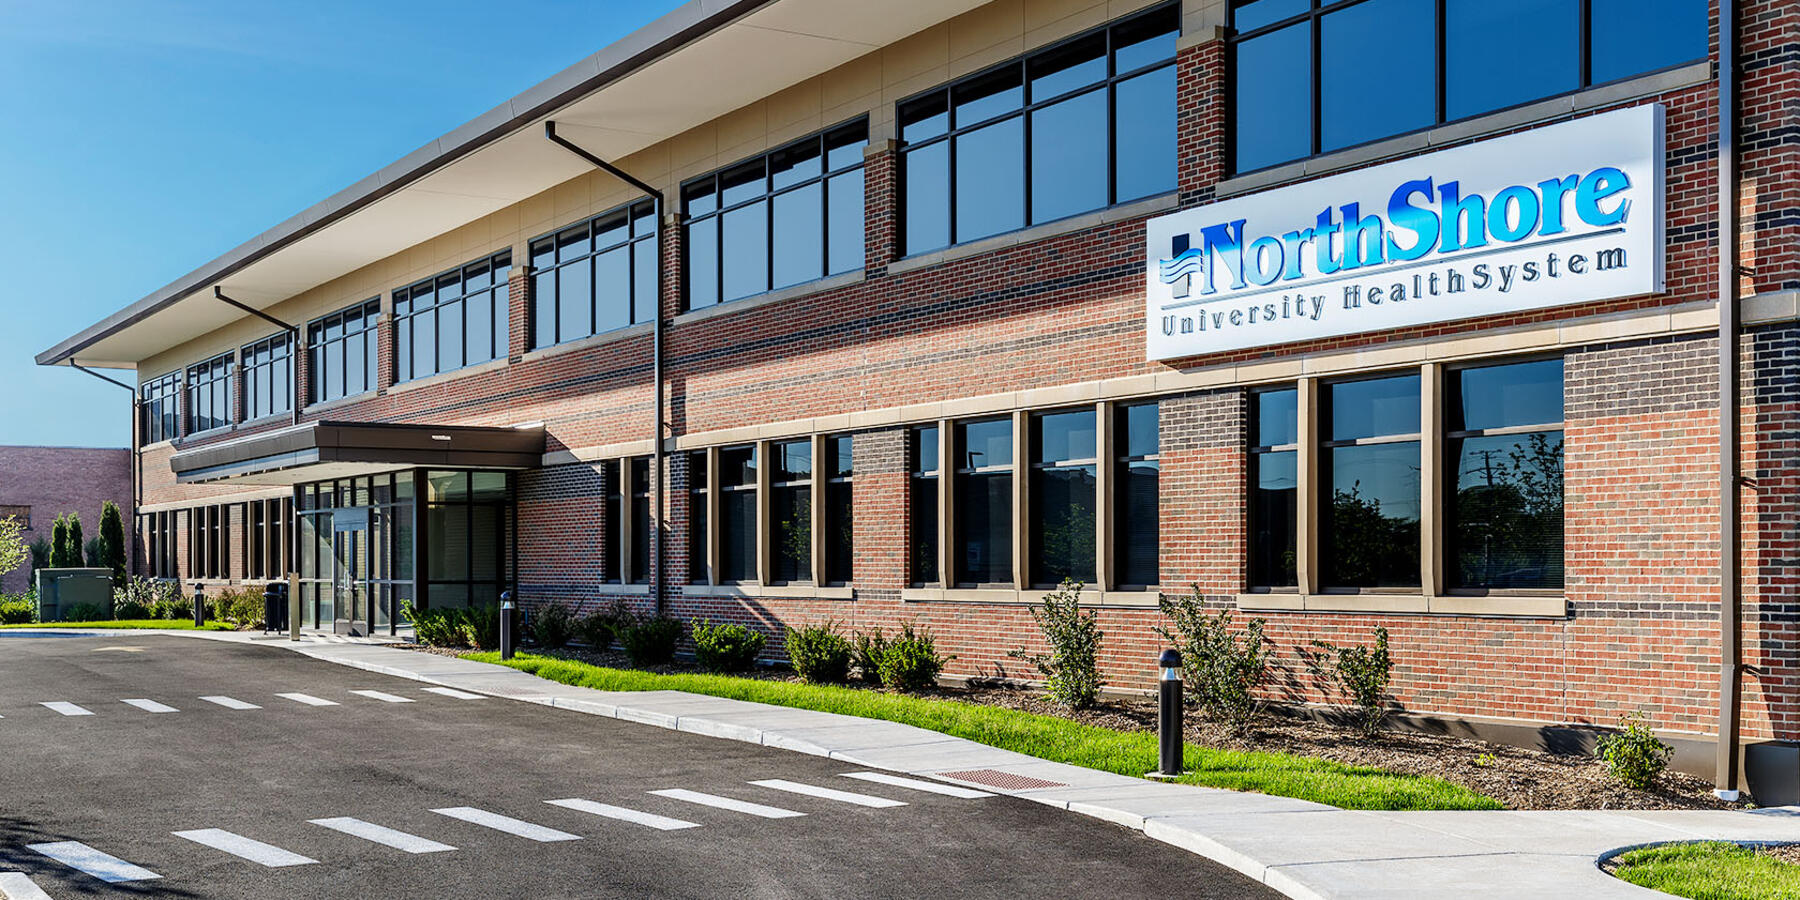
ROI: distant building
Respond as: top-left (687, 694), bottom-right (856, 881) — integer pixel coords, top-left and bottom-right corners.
top-left (0, 446), bottom-right (133, 593)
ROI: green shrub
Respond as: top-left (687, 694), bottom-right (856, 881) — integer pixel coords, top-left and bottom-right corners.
top-left (460, 604), bottom-right (502, 651)
top-left (691, 618), bottom-right (766, 672)
top-left (852, 627), bottom-right (888, 686)
top-left (576, 606), bottom-right (617, 651)
top-left (1596, 711), bottom-right (1674, 790)
top-left (619, 615), bottom-right (684, 666)
top-left (0, 595), bottom-right (36, 625)
top-left (63, 603), bottom-right (106, 623)
top-left (880, 623), bottom-right (950, 693)
top-left (405, 602), bottom-right (462, 648)
top-left (786, 622), bottom-right (853, 683)
top-left (206, 587), bottom-right (265, 628)
top-left (151, 591), bottom-right (193, 621)
top-left (113, 599), bottom-right (151, 620)
top-left (1009, 579), bottom-right (1105, 710)
top-left (1307, 627), bottom-right (1394, 737)
top-left (97, 501), bottom-right (127, 587)
top-left (117, 576), bottom-right (181, 619)
top-left (1156, 586), bottom-right (1271, 730)
top-left (531, 602), bottom-right (575, 650)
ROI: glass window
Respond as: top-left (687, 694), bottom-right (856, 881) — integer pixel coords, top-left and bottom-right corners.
top-left (911, 426), bottom-right (940, 585)
top-left (1322, 375), bottom-right (1421, 588)
top-left (1446, 359), bottom-right (1564, 590)
top-left (604, 460), bottom-right (623, 583)
top-left (1249, 389), bottom-right (1298, 588)
top-left (689, 451), bottom-right (710, 584)
top-left (629, 457), bottom-right (651, 584)
top-left (718, 445), bottom-right (758, 583)
top-left (241, 333), bottom-right (293, 421)
top-left (1030, 409), bottom-right (1097, 587)
top-left (184, 353), bottom-right (233, 435)
top-left (898, 3), bottom-right (1178, 252)
top-left (1116, 403), bottom-right (1161, 587)
top-left (770, 440), bottom-right (812, 584)
top-left (394, 250), bottom-right (511, 380)
top-left (306, 298), bottom-right (380, 405)
top-left (824, 435), bottom-right (854, 585)
top-left (682, 119), bottom-right (869, 311)
top-left (1231, 0), bottom-right (1708, 172)
top-left (955, 418), bottom-right (1013, 585)
top-left (140, 371), bottom-right (182, 444)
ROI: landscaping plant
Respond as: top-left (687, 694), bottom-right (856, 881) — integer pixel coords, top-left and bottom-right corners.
top-left (879, 623), bottom-right (950, 693)
top-left (62, 603), bottom-right (105, 623)
top-left (785, 621), bottom-right (853, 683)
top-left (206, 587), bottom-right (265, 628)
top-left (852, 627), bottom-right (888, 686)
top-left (0, 593), bottom-right (36, 625)
top-left (97, 501), bottom-right (127, 587)
top-left (619, 614), bottom-right (684, 666)
top-left (1156, 586), bottom-right (1271, 730)
top-left (1008, 579), bottom-right (1104, 710)
top-left (1596, 711), bottom-right (1674, 790)
top-left (0, 513), bottom-right (27, 579)
top-left (1307, 627), bottom-right (1394, 737)
top-left (691, 618), bottom-right (765, 672)
top-left (531, 601), bottom-right (576, 650)
top-left (575, 603), bottom-right (620, 651)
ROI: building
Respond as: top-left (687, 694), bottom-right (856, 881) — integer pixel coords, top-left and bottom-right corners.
top-left (0, 446), bottom-right (133, 593)
top-left (37, 0), bottom-right (1795, 791)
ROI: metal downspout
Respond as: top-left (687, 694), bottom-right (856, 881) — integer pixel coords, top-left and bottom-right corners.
top-left (1715, 0), bottom-right (1744, 800)
top-left (543, 121), bottom-right (670, 614)
top-left (214, 287), bottom-right (302, 427)
top-left (69, 361), bottom-right (141, 573)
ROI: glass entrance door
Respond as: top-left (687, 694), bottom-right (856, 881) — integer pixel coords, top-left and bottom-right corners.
top-left (331, 526), bottom-right (371, 635)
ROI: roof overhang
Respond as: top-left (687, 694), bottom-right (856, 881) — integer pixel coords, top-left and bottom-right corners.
top-left (170, 421), bottom-right (548, 485)
top-left (41, 0), bottom-right (989, 371)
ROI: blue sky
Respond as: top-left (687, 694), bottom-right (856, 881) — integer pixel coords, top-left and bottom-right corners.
top-left (0, 0), bottom-right (680, 448)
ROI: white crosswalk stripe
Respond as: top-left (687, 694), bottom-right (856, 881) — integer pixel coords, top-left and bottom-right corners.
top-left (546, 798), bottom-right (701, 831)
top-left (348, 690), bottom-right (413, 704)
top-left (198, 696), bottom-right (261, 710)
top-left (0, 872), bottom-right (55, 899)
top-left (309, 817), bottom-right (456, 854)
top-left (173, 829), bottom-right (315, 867)
top-left (275, 692), bottom-right (339, 707)
top-left (39, 702), bottom-right (93, 717)
top-left (648, 789), bottom-right (805, 819)
top-left (120, 699), bottom-right (179, 714)
top-left (750, 779), bottom-right (906, 808)
top-left (429, 807), bottom-right (581, 842)
top-left (420, 686), bottom-right (484, 700)
top-left (839, 771), bottom-right (995, 798)
top-left (25, 841), bottom-right (161, 883)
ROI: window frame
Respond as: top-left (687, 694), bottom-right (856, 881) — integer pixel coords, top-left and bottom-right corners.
top-left (529, 201), bottom-right (657, 349)
top-left (1226, 0), bottom-right (1710, 174)
top-left (1112, 401), bottom-right (1161, 591)
top-left (140, 370), bottom-right (182, 444)
top-left (393, 250), bottom-right (512, 383)
top-left (1027, 407), bottom-right (1100, 589)
top-left (305, 298), bottom-right (381, 406)
top-left (822, 434), bottom-right (855, 587)
top-left (183, 352), bottom-right (235, 437)
top-left (896, 2), bottom-right (1179, 254)
top-left (241, 332), bottom-right (293, 422)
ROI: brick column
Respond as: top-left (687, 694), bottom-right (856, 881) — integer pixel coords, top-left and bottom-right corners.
top-left (231, 350), bottom-right (247, 426)
top-left (664, 451), bottom-right (690, 600)
top-left (508, 262), bottom-right (531, 361)
top-left (1159, 388), bottom-right (1244, 595)
top-left (293, 332), bottom-right (313, 417)
top-left (1174, 30), bottom-right (1228, 209)
top-left (376, 294), bottom-right (396, 393)
top-left (851, 428), bottom-right (908, 592)
top-left (863, 140), bottom-right (900, 273)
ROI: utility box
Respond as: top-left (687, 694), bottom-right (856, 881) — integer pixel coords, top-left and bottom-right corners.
top-left (34, 568), bottom-right (115, 622)
top-left (1745, 742), bottom-right (1800, 807)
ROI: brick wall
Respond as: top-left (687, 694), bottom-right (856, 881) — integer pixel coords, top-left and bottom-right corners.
top-left (0, 447), bottom-right (133, 593)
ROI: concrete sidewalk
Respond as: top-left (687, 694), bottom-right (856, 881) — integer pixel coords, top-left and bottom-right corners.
top-left (161, 630), bottom-right (1800, 899)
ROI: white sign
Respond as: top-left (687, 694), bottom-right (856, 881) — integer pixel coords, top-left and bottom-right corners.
top-left (1144, 104), bottom-right (1665, 361)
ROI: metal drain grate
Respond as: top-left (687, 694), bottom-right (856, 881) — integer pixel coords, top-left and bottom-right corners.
top-left (934, 769), bottom-right (1066, 791)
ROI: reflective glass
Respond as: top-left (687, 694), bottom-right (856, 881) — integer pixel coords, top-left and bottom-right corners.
top-left (1234, 0), bottom-right (1308, 31)
top-left (1029, 33), bottom-right (1106, 100)
top-left (1446, 0), bottom-right (1579, 119)
top-left (1250, 450), bottom-right (1298, 586)
top-left (1321, 0), bottom-right (1436, 152)
top-left (1254, 388), bottom-right (1299, 447)
top-left (769, 139), bottom-right (823, 190)
top-left (1450, 359), bottom-right (1564, 431)
top-left (438, 300), bottom-right (464, 372)
top-left (953, 66), bottom-right (1023, 126)
top-left (467, 292), bottom-right (492, 362)
top-left (915, 425), bottom-right (940, 474)
top-left (687, 220), bottom-right (719, 309)
top-left (1031, 90), bottom-right (1108, 224)
top-left (1031, 464), bottom-right (1096, 585)
top-left (773, 182), bottom-right (824, 289)
top-left (1322, 442), bottom-right (1422, 587)
top-left (956, 470), bottom-right (1012, 584)
top-left (1117, 458), bottom-right (1159, 586)
top-left (533, 266), bottom-right (557, 348)
top-left (1448, 431), bottom-right (1564, 589)
top-left (1591, 0), bottom-right (1708, 84)
top-left (911, 474), bottom-right (939, 584)
top-left (955, 118), bottom-right (1025, 242)
top-left (1235, 23), bottom-right (1312, 170)
top-left (1114, 66), bottom-right (1177, 201)
top-left (721, 490), bottom-right (757, 582)
top-left (632, 242), bottom-right (658, 324)
top-left (1035, 409), bottom-right (1097, 463)
top-left (959, 418), bottom-right (1012, 470)
top-left (684, 180), bottom-right (717, 218)
top-left (772, 483), bottom-right (811, 583)
top-left (826, 171), bottom-right (865, 275)
top-left (1120, 403), bottom-right (1159, 457)
top-left (595, 247), bottom-right (631, 333)
top-left (900, 93), bottom-right (950, 141)
top-left (1111, 6), bottom-right (1178, 73)
top-left (775, 440), bottom-right (812, 480)
top-left (720, 160), bottom-right (766, 207)
top-left (1328, 375), bottom-right (1421, 441)
top-left (558, 257), bottom-right (592, 340)
top-left (718, 446), bottom-right (757, 486)
top-left (825, 479), bottom-right (853, 584)
top-left (903, 142), bottom-right (951, 253)
top-left (722, 201), bottom-right (768, 301)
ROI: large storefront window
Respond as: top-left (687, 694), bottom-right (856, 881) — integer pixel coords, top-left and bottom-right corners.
top-left (1445, 359), bottom-right (1565, 590)
top-left (1230, 0), bottom-right (1709, 172)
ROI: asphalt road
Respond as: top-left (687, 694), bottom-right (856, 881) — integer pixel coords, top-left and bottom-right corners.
top-left (0, 634), bottom-right (1276, 900)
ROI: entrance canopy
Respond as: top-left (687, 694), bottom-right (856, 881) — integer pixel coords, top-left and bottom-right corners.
top-left (170, 420), bottom-right (546, 485)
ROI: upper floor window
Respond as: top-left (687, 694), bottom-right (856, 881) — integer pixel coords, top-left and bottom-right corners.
top-left (899, 4), bottom-right (1177, 254)
top-left (1230, 0), bottom-right (1710, 173)
top-left (140, 371), bottom-right (181, 444)
top-left (395, 250), bottom-right (511, 382)
top-left (184, 352), bottom-right (234, 435)
top-left (307, 299), bottom-right (379, 405)
top-left (531, 201), bottom-right (656, 349)
top-left (242, 333), bottom-right (293, 421)
top-left (683, 119), bottom-right (868, 310)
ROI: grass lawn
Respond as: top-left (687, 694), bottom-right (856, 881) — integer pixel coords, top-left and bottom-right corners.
top-left (469, 651), bottom-right (1501, 812)
top-left (0, 620), bottom-right (239, 631)
top-left (1611, 842), bottom-right (1800, 899)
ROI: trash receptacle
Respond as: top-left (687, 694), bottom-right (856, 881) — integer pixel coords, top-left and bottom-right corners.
top-left (263, 581), bottom-right (288, 633)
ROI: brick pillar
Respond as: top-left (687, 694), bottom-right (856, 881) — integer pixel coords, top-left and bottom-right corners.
top-left (664, 451), bottom-right (690, 600)
top-left (231, 350), bottom-right (247, 425)
top-left (293, 332), bottom-right (313, 417)
top-left (1174, 30), bottom-right (1228, 209)
top-left (852, 428), bottom-right (908, 592)
top-left (508, 262), bottom-right (531, 361)
top-left (863, 140), bottom-right (900, 273)
top-left (1159, 389), bottom-right (1244, 595)
top-left (228, 503), bottom-right (246, 583)
top-left (376, 295), bottom-right (396, 393)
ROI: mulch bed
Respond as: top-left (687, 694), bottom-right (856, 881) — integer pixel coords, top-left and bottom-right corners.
top-left (413, 643), bottom-right (1736, 811)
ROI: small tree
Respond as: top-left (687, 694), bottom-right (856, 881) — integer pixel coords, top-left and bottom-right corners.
top-left (28, 536), bottom-right (50, 572)
top-left (0, 515), bottom-right (28, 580)
top-left (49, 515), bottom-right (71, 568)
top-left (66, 513), bottom-right (84, 568)
top-left (1008, 579), bottom-right (1105, 710)
top-left (98, 501), bottom-right (127, 586)
top-left (1155, 586), bottom-right (1271, 731)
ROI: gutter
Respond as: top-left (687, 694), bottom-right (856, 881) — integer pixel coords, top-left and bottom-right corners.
top-left (1715, 0), bottom-right (1744, 800)
top-left (214, 287), bottom-right (303, 428)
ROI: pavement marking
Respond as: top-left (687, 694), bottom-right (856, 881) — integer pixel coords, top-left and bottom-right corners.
top-left (120, 699), bottom-right (179, 714)
top-left (198, 696), bottom-right (261, 710)
top-left (348, 690), bottom-right (414, 704)
top-left (648, 789), bottom-right (806, 819)
top-left (25, 841), bottom-right (161, 883)
top-left (750, 779), bottom-right (907, 808)
top-left (172, 829), bottom-right (317, 867)
top-left (39, 702), bottom-right (94, 717)
top-left (429, 807), bottom-right (581, 842)
top-left (309, 817), bottom-right (456, 854)
top-left (275, 692), bottom-right (339, 707)
top-left (839, 772), bottom-right (995, 798)
top-left (545, 798), bottom-right (701, 831)
top-left (0, 872), bottom-right (54, 900)
top-left (420, 686), bottom-right (484, 700)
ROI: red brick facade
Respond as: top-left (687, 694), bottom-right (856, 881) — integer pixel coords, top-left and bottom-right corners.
top-left (0, 446), bottom-right (133, 593)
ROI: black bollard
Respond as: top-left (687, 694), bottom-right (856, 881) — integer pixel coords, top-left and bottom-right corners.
top-left (193, 585), bottom-right (206, 628)
top-left (499, 591), bottom-right (516, 661)
top-left (1158, 648), bottom-right (1183, 777)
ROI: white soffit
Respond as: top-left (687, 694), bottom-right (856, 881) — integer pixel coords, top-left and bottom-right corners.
top-left (53, 0), bottom-right (987, 370)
